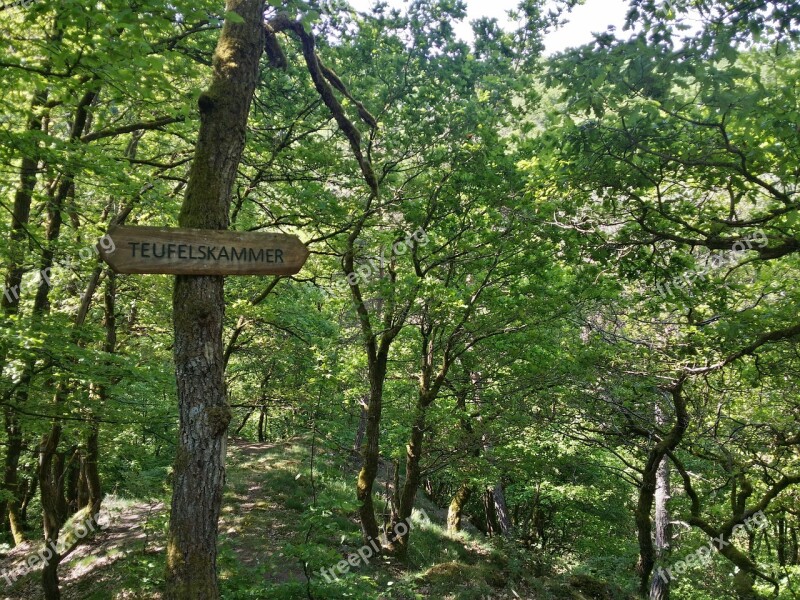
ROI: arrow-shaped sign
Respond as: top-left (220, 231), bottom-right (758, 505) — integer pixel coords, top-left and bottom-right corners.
top-left (99, 225), bottom-right (309, 276)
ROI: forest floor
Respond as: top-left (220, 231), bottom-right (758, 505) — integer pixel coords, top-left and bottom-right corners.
top-left (0, 437), bottom-right (632, 599)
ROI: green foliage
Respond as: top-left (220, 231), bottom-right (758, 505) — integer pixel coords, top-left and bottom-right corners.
top-left (0, 0), bottom-right (798, 598)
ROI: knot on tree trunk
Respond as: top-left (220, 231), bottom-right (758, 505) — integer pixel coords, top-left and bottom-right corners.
top-left (197, 92), bottom-right (216, 114)
top-left (205, 405), bottom-right (232, 437)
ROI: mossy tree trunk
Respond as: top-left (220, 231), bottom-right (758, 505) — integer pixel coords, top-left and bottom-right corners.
top-left (356, 351), bottom-right (389, 542)
top-left (393, 397), bottom-right (429, 553)
top-left (394, 321), bottom-right (453, 554)
top-left (447, 378), bottom-right (478, 534)
top-left (447, 482), bottom-right (471, 533)
top-left (164, 2), bottom-right (265, 598)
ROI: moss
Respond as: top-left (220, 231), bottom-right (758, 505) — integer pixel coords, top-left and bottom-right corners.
top-left (356, 466), bottom-right (370, 496)
top-left (197, 91), bottom-right (215, 114)
top-left (165, 540), bottom-right (219, 599)
top-left (206, 405), bottom-right (232, 436)
top-left (422, 561), bottom-right (479, 581)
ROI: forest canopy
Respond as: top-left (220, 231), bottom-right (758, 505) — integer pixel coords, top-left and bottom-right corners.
top-left (0, 0), bottom-right (798, 599)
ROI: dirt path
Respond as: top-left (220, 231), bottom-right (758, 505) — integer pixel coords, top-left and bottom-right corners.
top-left (0, 499), bottom-right (165, 600)
top-left (0, 437), bottom-right (308, 599)
top-left (0, 439), bottom-right (358, 600)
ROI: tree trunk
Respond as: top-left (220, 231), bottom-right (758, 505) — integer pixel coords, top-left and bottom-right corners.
top-left (447, 483), bottom-right (471, 533)
top-left (38, 266), bottom-right (102, 600)
top-left (484, 488), bottom-right (500, 535)
top-left (393, 321), bottom-right (457, 553)
top-left (777, 515), bottom-right (786, 567)
top-left (234, 406), bottom-right (256, 436)
top-left (491, 483), bottom-right (512, 536)
top-left (66, 457), bottom-right (81, 515)
top-left (448, 373), bottom-right (478, 535)
top-left (36, 276), bottom-right (97, 600)
top-left (165, 2), bottom-right (264, 598)
top-left (650, 398), bottom-right (672, 600)
top-left (257, 406), bottom-right (266, 442)
top-left (636, 383), bottom-right (688, 596)
top-left (236, 373), bottom-right (271, 437)
top-left (353, 396), bottom-right (368, 454)
top-left (389, 459), bottom-right (400, 530)
top-left (36, 86), bottom-right (102, 599)
top-left (39, 436), bottom-right (68, 600)
top-left (356, 353), bottom-right (388, 542)
top-left (77, 459), bottom-right (90, 510)
top-left (394, 400), bottom-right (428, 554)
top-left (4, 414), bottom-right (27, 544)
top-left (650, 455), bottom-right (671, 599)
top-left (0, 88), bottom-right (47, 317)
top-left (83, 428), bottom-right (102, 516)
top-left (20, 457), bottom-right (38, 524)
top-left (470, 371), bottom-right (511, 538)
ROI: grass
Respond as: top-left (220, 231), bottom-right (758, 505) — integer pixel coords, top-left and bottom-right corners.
top-left (214, 436), bottom-right (519, 599)
top-left (0, 436), bottom-right (634, 599)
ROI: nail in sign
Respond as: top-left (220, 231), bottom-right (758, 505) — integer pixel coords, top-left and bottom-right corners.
top-left (99, 226), bottom-right (309, 276)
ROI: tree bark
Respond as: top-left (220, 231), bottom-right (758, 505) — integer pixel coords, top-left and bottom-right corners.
top-left (257, 406), bottom-right (266, 442)
top-left (19, 455), bottom-right (38, 524)
top-left (447, 482), bottom-right (471, 533)
top-left (66, 457), bottom-right (81, 515)
top-left (650, 400), bottom-right (672, 600)
top-left (3, 412), bottom-right (28, 544)
top-left (491, 483), bottom-right (512, 536)
top-left (636, 382), bottom-right (688, 596)
top-left (165, 2), bottom-right (264, 598)
top-left (393, 399), bottom-right (428, 554)
top-left (353, 395), bottom-right (368, 454)
top-left (447, 373), bottom-right (479, 535)
top-left (484, 488), bottom-right (500, 535)
top-left (356, 351), bottom-right (388, 542)
top-left (234, 372), bottom-right (271, 437)
top-left (39, 435), bottom-right (69, 600)
top-left (394, 313), bottom-right (465, 552)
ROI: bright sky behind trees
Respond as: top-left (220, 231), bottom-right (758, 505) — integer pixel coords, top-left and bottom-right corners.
top-left (346, 0), bottom-right (631, 53)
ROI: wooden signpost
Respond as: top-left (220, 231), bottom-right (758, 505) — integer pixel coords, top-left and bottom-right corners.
top-left (99, 225), bottom-right (309, 276)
